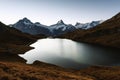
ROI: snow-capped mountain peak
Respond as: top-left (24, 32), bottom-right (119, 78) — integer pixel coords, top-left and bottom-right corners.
top-left (11, 18), bottom-right (103, 36)
top-left (75, 22), bottom-right (84, 26)
top-left (34, 22), bottom-right (41, 26)
top-left (11, 18), bottom-right (50, 35)
top-left (34, 22), bottom-right (47, 27)
top-left (19, 17), bottom-right (33, 25)
top-left (57, 20), bottom-right (65, 25)
top-left (34, 22), bottom-right (40, 24)
top-left (22, 17), bottom-right (29, 21)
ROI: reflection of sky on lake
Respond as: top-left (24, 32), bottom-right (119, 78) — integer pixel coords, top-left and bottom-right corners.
top-left (19, 38), bottom-right (120, 69)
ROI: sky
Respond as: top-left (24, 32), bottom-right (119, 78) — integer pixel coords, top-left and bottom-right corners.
top-left (0, 0), bottom-right (119, 25)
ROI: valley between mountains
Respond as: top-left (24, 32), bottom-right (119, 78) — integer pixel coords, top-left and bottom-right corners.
top-left (0, 12), bottom-right (120, 80)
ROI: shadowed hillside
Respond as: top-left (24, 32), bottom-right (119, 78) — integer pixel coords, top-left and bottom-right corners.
top-left (79, 66), bottom-right (120, 80)
top-left (0, 61), bottom-right (120, 80)
top-left (0, 61), bottom-right (95, 80)
top-left (0, 21), bottom-right (46, 45)
top-left (0, 22), bottom-right (46, 62)
top-left (58, 12), bottom-right (120, 48)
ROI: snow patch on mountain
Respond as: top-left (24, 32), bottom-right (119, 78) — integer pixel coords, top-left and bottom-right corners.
top-left (11, 18), bottom-right (103, 36)
top-left (75, 20), bottom-right (103, 29)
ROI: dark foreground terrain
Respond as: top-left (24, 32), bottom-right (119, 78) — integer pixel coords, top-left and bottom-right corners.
top-left (0, 61), bottom-right (120, 80)
top-left (0, 61), bottom-right (92, 80)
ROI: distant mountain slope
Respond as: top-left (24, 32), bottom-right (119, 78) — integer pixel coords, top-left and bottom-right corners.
top-left (11, 18), bottom-right (102, 36)
top-left (58, 12), bottom-right (120, 48)
top-left (75, 20), bottom-right (103, 29)
top-left (48, 20), bottom-right (76, 36)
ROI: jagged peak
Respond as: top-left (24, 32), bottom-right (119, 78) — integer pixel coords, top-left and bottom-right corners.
top-left (19, 17), bottom-right (33, 24)
top-left (75, 22), bottom-right (84, 26)
top-left (35, 22), bottom-right (40, 25)
top-left (57, 20), bottom-right (65, 25)
top-left (20, 17), bottom-right (30, 21)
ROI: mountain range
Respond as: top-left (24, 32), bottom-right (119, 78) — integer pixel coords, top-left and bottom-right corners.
top-left (59, 12), bottom-right (120, 48)
top-left (11, 18), bottom-right (102, 36)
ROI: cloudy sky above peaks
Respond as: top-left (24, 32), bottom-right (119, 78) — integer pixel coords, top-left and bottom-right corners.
top-left (0, 0), bottom-right (119, 25)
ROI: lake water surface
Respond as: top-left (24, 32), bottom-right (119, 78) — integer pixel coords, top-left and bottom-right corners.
top-left (19, 38), bottom-right (120, 69)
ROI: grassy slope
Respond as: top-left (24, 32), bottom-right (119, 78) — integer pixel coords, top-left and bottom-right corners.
top-left (0, 61), bottom-right (120, 80)
top-left (0, 61), bottom-right (94, 80)
top-left (79, 66), bottom-right (120, 80)
top-left (58, 12), bottom-right (120, 48)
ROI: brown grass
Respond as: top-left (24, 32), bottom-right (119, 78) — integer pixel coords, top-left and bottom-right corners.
top-left (79, 66), bottom-right (120, 80)
top-left (0, 61), bottom-right (94, 80)
top-left (0, 61), bottom-right (120, 80)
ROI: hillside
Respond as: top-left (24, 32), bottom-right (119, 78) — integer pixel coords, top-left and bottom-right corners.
top-left (0, 22), bottom-right (46, 62)
top-left (0, 61), bottom-right (120, 80)
top-left (0, 21), bottom-right (40, 44)
top-left (79, 66), bottom-right (120, 80)
top-left (58, 12), bottom-right (120, 48)
top-left (0, 61), bottom-right (95, 80)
